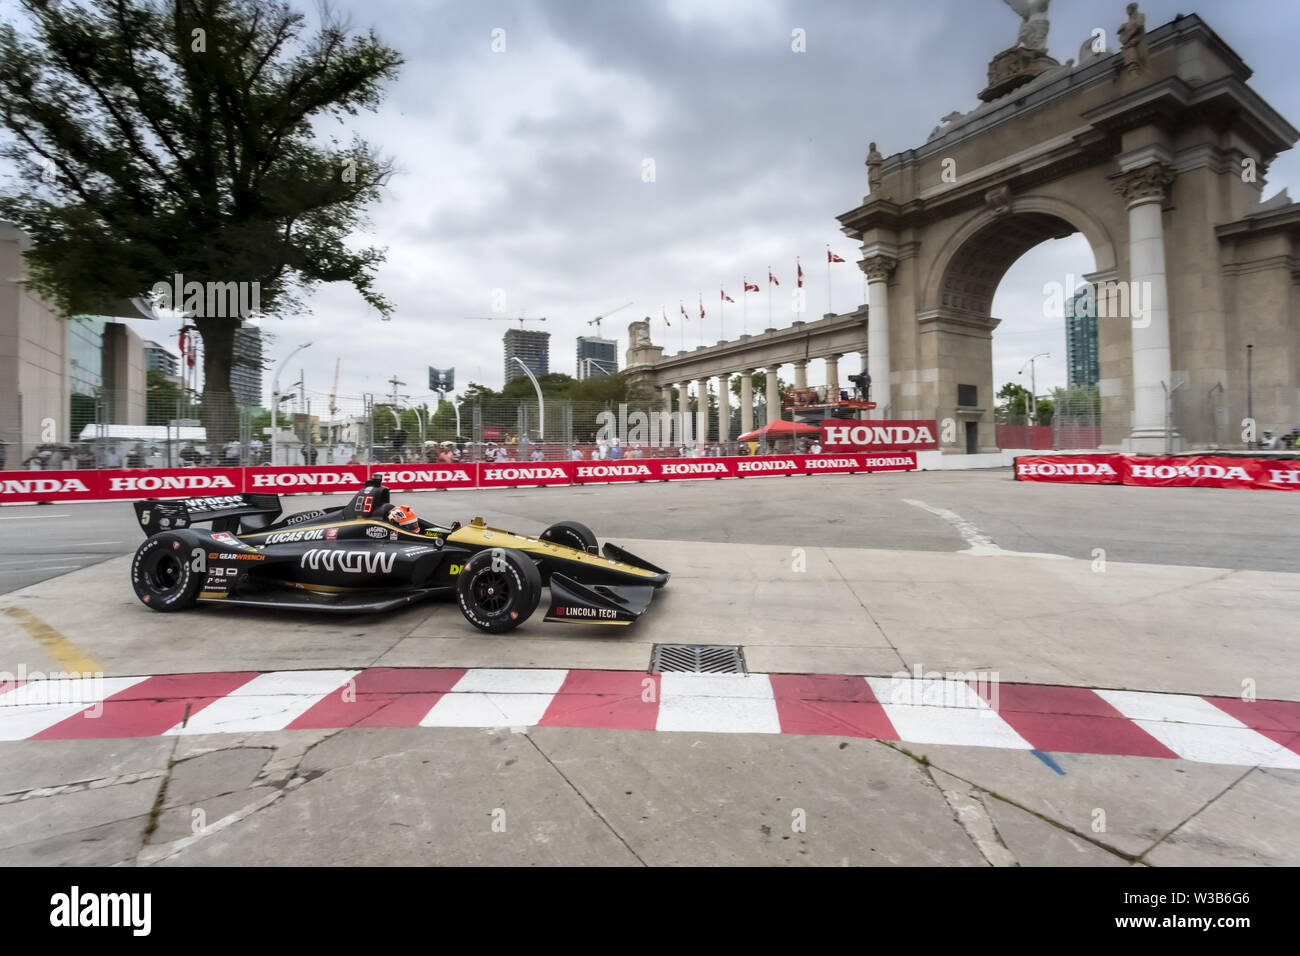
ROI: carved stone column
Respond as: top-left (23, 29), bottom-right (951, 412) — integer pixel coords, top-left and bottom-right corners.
top-left (824, 354), bottom-right (841, 402)
top-left (676, 382), bottom-right (692, 446)
top-left (862, 255), bottom-right (897, 419)
top-left (740, 370), bottom-right (755, 438)
top-left (1116, 163), bottom-right (1177, 451)
top-left (696, 377), bottom-right (710, 448)
top-left (792, 359), bottom-right (808, 390)
top-left (717, 373), bottom-right (731, 446)
top-left (765, 367), bottom-right (781, 430)
top-left (660, 386), bottom-right (673, 447)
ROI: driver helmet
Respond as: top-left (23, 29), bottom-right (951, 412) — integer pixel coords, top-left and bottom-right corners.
top-left (388, 504), bottom-right (420, 531)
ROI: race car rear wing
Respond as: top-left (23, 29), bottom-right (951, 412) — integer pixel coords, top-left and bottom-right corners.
top-left (133, 494), bottom-right (282, 537)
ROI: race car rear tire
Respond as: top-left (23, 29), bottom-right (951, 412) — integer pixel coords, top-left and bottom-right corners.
top-left (456, 548), bottom-right (542, 633)
top-left (539, 520), bottom-right (598, 555)
top-left (131, 532), bottom-right (205, 612)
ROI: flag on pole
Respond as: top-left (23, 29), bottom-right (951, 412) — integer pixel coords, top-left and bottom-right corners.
top-left (699, 294), bottom-right (705, 319)
top-left (663, 306), bottom-right (670, 327)
top-left (828, 249), bottom-right (846, 263)
top-left (721, 289), bottom-right (734, 303)
top-left (744, 280), bottom-right (760, 293)
top-left (681, 302), bottom-right (689, 321)
top-left (797, 259), bottom-right (804, 288)
top-left (768, 269), bottom-right (779, 286)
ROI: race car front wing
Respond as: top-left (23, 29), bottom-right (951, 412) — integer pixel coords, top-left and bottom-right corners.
top-left (544, 573), bottom-right (657, 626)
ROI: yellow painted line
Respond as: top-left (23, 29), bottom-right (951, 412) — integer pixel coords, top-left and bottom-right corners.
top-left (2, 606), bottom-right (102, 673)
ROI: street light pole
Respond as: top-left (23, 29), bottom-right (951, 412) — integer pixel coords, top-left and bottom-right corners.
top-left (512, 357), bottom-right (545, 441)
top-left (270, 342), bottom-right (312, 466)
top-left (1246, 343), bottom-right (1254, 449)
top-left (1018, 352), bottom-right (1050, 424)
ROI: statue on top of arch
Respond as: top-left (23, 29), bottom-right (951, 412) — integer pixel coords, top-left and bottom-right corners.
top-left (1003, 0), bottom-right (1051, 54)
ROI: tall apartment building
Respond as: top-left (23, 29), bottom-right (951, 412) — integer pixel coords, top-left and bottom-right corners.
top-left (144, 340), bottom-right (179, 376)
top-left (503, 328), bottom-right (550, 384)
top-left (231, 325), bottom-right (264, 407)
top-left (576, 336), bottom-right (618, 379)
top-left (1065, 286), bottom-right (1100, 388)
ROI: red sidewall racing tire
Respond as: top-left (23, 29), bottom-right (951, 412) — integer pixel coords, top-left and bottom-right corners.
top-left (456, 548), bottom-right (542, 633)
top-left (132, 532), bottom-right (206, 612)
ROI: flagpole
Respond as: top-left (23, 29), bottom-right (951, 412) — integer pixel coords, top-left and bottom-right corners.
top-left (768, 267), bottom-right (772, 329)
top-left (743, 277), bottom-right (748, 335)
top-left (827, 245), bottom-right (832, 316)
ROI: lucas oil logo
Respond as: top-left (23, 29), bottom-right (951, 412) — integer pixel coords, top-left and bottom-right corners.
top-left (263, 528), bottom-right (326, 544)
top-left (300, 549), bottom-right (397, 574)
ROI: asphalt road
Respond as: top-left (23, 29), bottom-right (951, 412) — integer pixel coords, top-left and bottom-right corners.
top-left (0, 468), bottom-right (1295, 595)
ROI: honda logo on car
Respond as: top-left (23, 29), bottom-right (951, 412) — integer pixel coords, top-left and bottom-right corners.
top-left (300, 550), bottom-right (397, 574)
top-left (823, 424), bottom-right (936, 447)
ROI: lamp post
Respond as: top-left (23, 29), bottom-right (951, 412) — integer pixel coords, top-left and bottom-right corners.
top-left (1018, 352), bottom-right (1050, 425)
top-left (270, 342), bottom-right (312, 466)
top-left (1246, 343), bottom-right (1254, 449)
top-left (512, 357), bottom-right (545, 441)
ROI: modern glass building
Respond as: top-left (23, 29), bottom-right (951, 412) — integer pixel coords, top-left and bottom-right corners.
top-left (1065, 286), bottom-right (1100, 388)
top-left (576, 336), bottom-right (618, 379)
top-left (504, 328), bottom-right (550, 384)
top-left (231, 325), bottom-right (264, 407)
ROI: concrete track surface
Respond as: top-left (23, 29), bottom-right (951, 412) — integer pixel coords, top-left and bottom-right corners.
top-left (0, 469), bottom-right (1295, 865)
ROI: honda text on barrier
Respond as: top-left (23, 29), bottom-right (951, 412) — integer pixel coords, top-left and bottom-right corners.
top-left (128, 474), bottom-right (669, 633)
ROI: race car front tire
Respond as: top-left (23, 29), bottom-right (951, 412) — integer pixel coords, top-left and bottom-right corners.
top-left (539, 520), bottom-right (598, 555)
top-left (131, 532), bottom-right (206, 612)
top-left (456, 548), bottom-right (542, 633)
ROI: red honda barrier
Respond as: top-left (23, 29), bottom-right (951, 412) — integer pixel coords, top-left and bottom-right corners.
top-left (0, 452), bottom-right (918, 504)
top-left (1016, 454), bottom-right (1300, 491)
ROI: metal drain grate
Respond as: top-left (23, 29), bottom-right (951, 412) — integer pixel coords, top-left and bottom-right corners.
top-left (650, 644), bottom-right (746, 674)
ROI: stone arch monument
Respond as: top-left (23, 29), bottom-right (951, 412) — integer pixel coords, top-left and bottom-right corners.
top-left (838, 6), bottom-right (1300, 452)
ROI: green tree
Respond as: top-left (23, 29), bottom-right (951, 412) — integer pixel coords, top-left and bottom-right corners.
top-left (0, 0), bottom-right (402, 440)
top-left (145, 368), bottom-right (197, 425)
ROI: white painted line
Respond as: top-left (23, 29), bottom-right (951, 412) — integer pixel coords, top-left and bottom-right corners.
top-left (420, 692), bottom-right (557, 727)
top-left (656, 673), bottom-right (781, 734)
top-left (0, 565), bottom-right (81, 574)
top-left (865, 676), bottom-right (1034, 750)
top-left (0, 514), bottom-right (72, 520)
top-left (902, 498), bottom-right (1068, 559)
top-left (164, 669), bottom-right (359, 735)
top-left (0, 677), bottom-right (149, 741)
top-left (1095, 690), bottom-right (1300, 770)
top-left (451, 669), bottom-right (569, 695)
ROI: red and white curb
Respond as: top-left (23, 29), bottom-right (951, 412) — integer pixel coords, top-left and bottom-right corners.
top-left (0, 668), bottom-right (1297, 770)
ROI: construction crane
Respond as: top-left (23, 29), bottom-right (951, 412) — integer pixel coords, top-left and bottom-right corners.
top-left (587, 302), bottom-right (633, 336)
top-left (470, 312), bottom-right (546, 328)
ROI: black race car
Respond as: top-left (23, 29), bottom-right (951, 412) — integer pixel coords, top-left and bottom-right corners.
top-left (129, 474), bottom-right (668, 632)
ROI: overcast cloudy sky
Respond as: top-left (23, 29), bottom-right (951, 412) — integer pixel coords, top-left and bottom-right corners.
top-left (99, 1), bottom-right (1300, 410)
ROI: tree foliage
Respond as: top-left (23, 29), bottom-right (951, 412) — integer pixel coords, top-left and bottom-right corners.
top-left (0, 0), bottom-right (402, 439)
